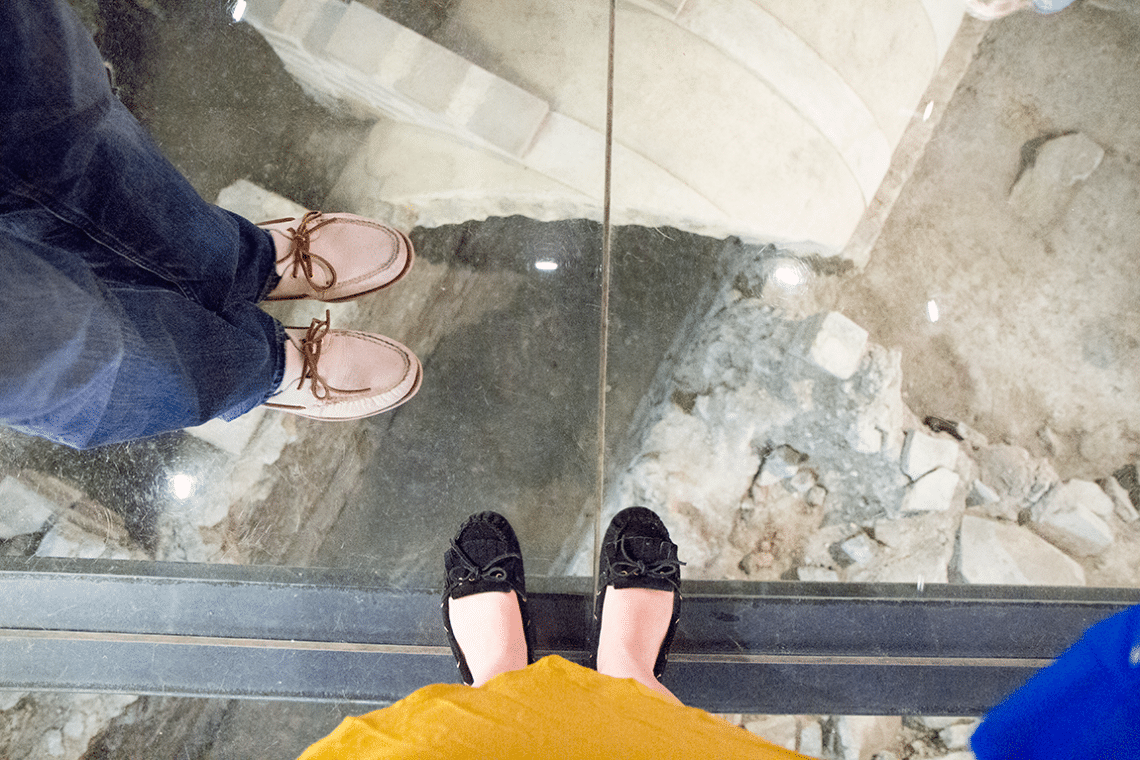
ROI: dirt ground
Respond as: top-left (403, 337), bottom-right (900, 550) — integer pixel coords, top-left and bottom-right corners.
top-left (836, 3), bottom-right (1140, 482)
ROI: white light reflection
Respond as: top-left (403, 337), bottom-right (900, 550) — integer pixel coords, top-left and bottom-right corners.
top-left (231, 0), bottom-right (247, 22)
top-left (922, 101), bottom-right (934, 122)
top-left (171, 473), bottom-right (195, 500)
top-left (926, 299), bottom-right (940, 323)
top-left (534, 260), bottom-right (558, 271)
top-left (771, 264), bottom-right (804, 288)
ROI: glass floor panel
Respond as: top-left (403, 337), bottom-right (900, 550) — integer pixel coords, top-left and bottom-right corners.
top-left (2, 0), bottom-right (1139, 757)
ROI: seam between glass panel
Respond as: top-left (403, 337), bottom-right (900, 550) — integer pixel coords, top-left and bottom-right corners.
top-left (593, 0), bottom-right (618, 612)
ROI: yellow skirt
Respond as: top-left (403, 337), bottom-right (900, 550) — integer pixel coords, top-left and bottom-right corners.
top-left (297, 655), bottom-right (811, 760)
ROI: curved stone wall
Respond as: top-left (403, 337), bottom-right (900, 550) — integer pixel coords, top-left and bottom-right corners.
top-left (248, 0), bottom-right (967, 249)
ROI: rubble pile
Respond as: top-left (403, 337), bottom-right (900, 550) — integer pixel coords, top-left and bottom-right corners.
top-left (572, 244), bottom-right (1140, 758)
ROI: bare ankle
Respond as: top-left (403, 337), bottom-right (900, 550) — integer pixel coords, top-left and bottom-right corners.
top-left (448, 591), bottom-right (528, 687)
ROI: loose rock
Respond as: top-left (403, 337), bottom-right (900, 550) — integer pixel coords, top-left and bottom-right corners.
top-left (1028, 480), bottom-right (1115, 556)
top-left (1100, 476), bottom-right (1140, 522)
top-left (901, 430), bottom-right (960, 480)
top-left (900, 468), bottom-right (960, 514)
top-left (958, 514), bottom-right (1086, 586)
top-left (0, 477), bottom-right (57, 540)
top-left (796, 311), bottom-right (869, 380)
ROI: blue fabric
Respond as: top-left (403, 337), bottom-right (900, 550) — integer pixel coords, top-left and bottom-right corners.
top-left (0, 0), bottom-right (285, 448)
top-left (1032, 0), bottom-right (1077, 13)
top-left (971, 604), bottom-right (1140, 760)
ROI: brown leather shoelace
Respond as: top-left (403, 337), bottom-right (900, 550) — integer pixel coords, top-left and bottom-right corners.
top-left (265, 311), bottom-right (372, 409)
top-left (263, 211), bottom-right (339, 294)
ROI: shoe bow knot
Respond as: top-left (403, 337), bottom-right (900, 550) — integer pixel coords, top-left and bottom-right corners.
top-left (446, 540), bottom-right (524, 590)
top-left (269, 210), bottom-right (339, 294)
top-left (291, 310), bottom-right (372, 401)
top-left (611, 538), bottom-right (684, 581)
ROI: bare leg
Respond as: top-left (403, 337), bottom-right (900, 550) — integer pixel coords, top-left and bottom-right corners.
top-left (595, 587), bottom-right (682, 705)
top-left (447, 590), bottom-right (529, 687)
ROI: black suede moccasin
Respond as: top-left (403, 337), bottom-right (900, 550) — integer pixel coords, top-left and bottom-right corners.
top-left (590, 506), bottom-right (684, 680)
top-left (442, 511), bottom-right (535, 684)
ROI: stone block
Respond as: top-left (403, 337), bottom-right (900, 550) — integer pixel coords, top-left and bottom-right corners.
top-left (835, 716), bottom-right (901, 760)
top-left (299, 0), bottom-right (346, 56)
top-left (325, 2), bottom-right (400, 77)
top-left (463, 71), bottom-right (550, 157)
top-left (0, 477), bottom-right (57, 540)
top-left (1100, 476), bottom-right (1140, 522)
top-left (977, 444), bottom-right (1034, 501)
top-left (186, 408), bottom-right (266, 457)
top-left (394, 40), bottom-right (471, 114)
top-left (901, 429), bottom-right (959, 480)
top-left (799, 721), bottom-right (823, 758)
top-left (244, 0), bottom-right (284, 25)
top-left (850, 511), bottom-right (957, 584)
top-left (959, 514), bottom-right (1085, 586)
top-left (522, 113), bottom-right (606, 197)
top-left (797, 311), bottom-right (868, 380)
top-left (1029, 481), bottom-right (1115, 556)
top-left (900, 467), bottom-right (959, 514)
top-left (742, 715), bottom-right (798, 750)
top-left (215, 180), bottom-right (306, 224)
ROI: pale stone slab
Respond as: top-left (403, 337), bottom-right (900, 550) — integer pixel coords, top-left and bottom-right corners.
top-left (325, 2), bottom-right (401, 77)
top-left (900, 467), bottom-right (960, 514)
top-left (215, 180), bottom-right (307, 224)
top-left (901, 429), bottom-right (959, 480)
top-left (1029, 481), bottom-right (1115, 556)
top-left (1009, 132), bottom-right (1104, 227)
top-left (836, 532), bottom-right (877, 566)
top-left (36, 521), bottom-right (109, 560)
top-left (798, 311), bottom-right (869, 380)
top-left (959, 515), bottom-right (1086, 586)
top-left (940, 720), bottom-right (980, 750)
top-left (834, 716), bottom-right (902, 760)
top-left (0, 477), bottom-right (57, 540)
top-left (463, 70), bottom-right (550, 156)
top-left (796, 566), bottom-right (840, 582)
top-left (850, 511), bottom-right (957, 585)
top-left (742, 715), bottom-right (798, 750)
top-left (674, 0), bottom-right (892, 202)
top-left (799, 721), bottom-right (823, 758)
top-left (185, 409), bottom-right (266, 458)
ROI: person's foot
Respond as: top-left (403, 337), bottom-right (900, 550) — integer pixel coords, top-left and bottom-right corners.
top-left (443, 512), bottom-right (534, 686)
top-left (447, 591), bottom-right (529, 687)
top-left (261, 211), bottom-right (414, 302)
top-left (592, 507), bottom-right (684, 703)
top-left (263, 310), bottom-right (421, 420)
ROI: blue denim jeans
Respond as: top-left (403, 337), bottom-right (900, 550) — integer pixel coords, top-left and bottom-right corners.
top-left (0, 0), bottom-right (286, 448)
